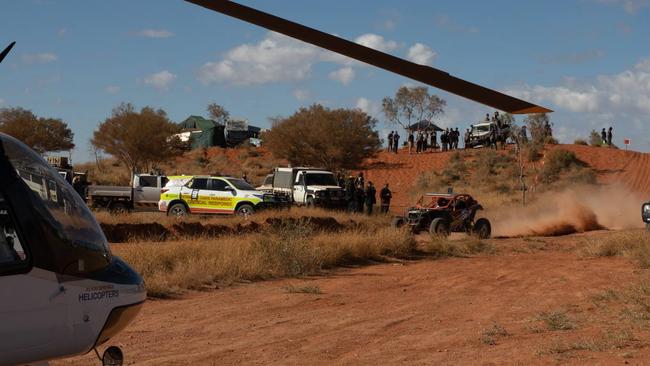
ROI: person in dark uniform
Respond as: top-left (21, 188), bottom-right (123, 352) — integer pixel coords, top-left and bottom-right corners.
top-left (380, 183), bottom-right (392, 213)
top-left (607, 127), bottom-right (613, 146)
top-left (490, 124), bottom-right (498, 149)
top-left (408, 132), bottom-right (415, 154)
top-left (393, 131), bottom-right (400, 153)
top-left (345, 176), bottom-right (356, 212)
top-left (387, 131), bottom-right (394, 152)
top-left (355, 183), bottom-right (365, 213)
top-left (365, 181), bottom-right (376, 215)
top-left (601, 128), bottom-right (607, 145)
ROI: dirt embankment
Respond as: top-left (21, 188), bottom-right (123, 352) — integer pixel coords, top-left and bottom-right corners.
top-left (491, 184), bottom-right (645, 237)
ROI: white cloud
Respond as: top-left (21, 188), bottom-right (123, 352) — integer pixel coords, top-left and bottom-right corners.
top-left (293, 89), bottom-right (311, 101)
top-left (594, 0), bottom-right (649, 14)
top-left (507, 58), bottom-right (650, 116)
top-left (354, 33), bottom-right (398, 53)
top-left (137, 29), bottom-right (174, 38)
top-left (143, 70), bottom-right (176, 91)
top-left (355, 97), bottom-right (381, 117)
top-left (198, 31), bottom-right (399, 85)
top-left (406, 43), bottom-right (437, 66)
top-left (104, 85), bottom-right (120, 94)
top-left (329, 67), bottom-right (355, 85)
top-left (22, 53), bottom-right (57, 64)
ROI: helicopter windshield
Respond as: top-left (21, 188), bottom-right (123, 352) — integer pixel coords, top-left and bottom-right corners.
top-left (0, 134), bottom-right (111, 274)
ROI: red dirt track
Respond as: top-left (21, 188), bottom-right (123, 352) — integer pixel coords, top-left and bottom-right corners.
top-left (55, 232), bottom-right (650, 365)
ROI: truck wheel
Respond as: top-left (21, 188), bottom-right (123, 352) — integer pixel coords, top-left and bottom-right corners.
top-left (306, 196), bottom-right (315, 208)
top-left (391, 217), bottom-right (405, 228)
top-left (168, 203), bottom-right (188, 217)
top-left (473, 218), bottom-right (491, 239)
top-left (236, 204), bottom-right (255, 216)
top-left (429, 218), bottom-right (450, 236)
top-left (110, 202), bottom-right (129, 215)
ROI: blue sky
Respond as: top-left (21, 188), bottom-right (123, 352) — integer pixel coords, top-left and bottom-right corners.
top-left (1, 0), bottom-right (649, 162)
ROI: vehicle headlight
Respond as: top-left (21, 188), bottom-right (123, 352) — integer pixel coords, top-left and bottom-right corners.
top-left (644, 204), bottom-right (650, 213)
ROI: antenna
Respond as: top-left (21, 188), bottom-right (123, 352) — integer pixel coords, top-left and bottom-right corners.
top-left (0, 42), bottom-right (16, 64)
top-left (185, 1), bottom-right (551, 114)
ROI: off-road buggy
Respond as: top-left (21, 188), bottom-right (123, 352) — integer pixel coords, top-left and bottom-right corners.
top-left (392, 193), bottom-right (491, 238)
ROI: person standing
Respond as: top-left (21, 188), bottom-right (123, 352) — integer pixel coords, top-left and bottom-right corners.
top-left (432, 130), bottom-right (437, 150)
top-left (355, 183), bottom-right (365, 213)
top-left (380, 183), bottom-right (392, 213)
top-left (490, 124), bottom-right (497, 150)
top-left (408, 131), bottom-right (415, 154)
top-left (393, 131), bottom-right (400, 153)
top-left (416, 132), bottom-right (423, 153)
top-left (387, 131), bottom-right (394, 152)
top-left (520, 125), bottom-right (528, 144)
top-left (607, 127), bottom-right (613, 147)
top-left (356, 172), bottom-right (365, 189)
top-left (365, 181), bottom-right (376, 215)
top-left (601, 128), bottom-right (607, 145)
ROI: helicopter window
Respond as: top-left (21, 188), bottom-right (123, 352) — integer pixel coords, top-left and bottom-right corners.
top-left (0, 193), bottom-right (27, 267)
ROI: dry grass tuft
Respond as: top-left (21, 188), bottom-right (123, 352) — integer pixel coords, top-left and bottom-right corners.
top-left (537, 310), bottom-right (576, 331)
top-left (425, 235), bottom-right (495, 258)
top-left (480, 322), bottom-right (510, 345)
top-left (114, 226), bottom-right (414, 298)
top-left (579, 230), bottom-right (650, 268)
top-left (284, 284), bottom-right (322, 294)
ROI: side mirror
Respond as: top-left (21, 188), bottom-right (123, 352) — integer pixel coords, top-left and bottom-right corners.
top-left (226, 186), bottom-right (236, 196)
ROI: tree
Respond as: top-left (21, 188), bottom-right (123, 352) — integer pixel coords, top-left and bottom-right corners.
top-left (207, 103), bottom-right (230, 124)
top-left (0, 107), bottom-right (74, 153)
top-left (524, 113), bottom-right (556, 145)
top-left (91, 103), bottom-right (183, 175)
top-left (263, 104), bottom-right (381, 170)
top-left (382, 86), bottom-right (446, 131)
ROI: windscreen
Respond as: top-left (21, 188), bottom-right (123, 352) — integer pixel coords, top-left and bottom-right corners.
top-left (305, 173), bottom-right (337, 186)
top-left (472, 125), bottom-right (490, 133)
top-left (0, 134), bottom-right (111, 273)
top-left (227, 178), bottom-right (256, 191)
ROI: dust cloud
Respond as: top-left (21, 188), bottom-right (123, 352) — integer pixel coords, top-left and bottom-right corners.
top-left (491, 184), bottom-right (646, 237)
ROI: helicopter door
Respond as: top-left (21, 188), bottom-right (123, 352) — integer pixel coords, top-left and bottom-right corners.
top-left (0, 191), bottom-right (72, 361)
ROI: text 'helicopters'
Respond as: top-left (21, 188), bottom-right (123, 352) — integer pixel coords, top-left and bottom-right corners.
top-left (0, 42), bottom-right (145, 366)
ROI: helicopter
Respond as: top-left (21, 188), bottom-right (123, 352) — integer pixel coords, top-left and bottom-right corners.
top-left (0, 1), bottom-right (549, 364)
top-left (0, 42), bottom-right (145, 366)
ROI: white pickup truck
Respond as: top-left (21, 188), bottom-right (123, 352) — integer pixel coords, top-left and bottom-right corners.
top-left (269, 167), bottom-right (345, 208)
top-left (87, 174), bottom-right (168, 211)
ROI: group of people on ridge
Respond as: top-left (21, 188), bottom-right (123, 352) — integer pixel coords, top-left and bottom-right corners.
top-left (600, 127), bottom-right (614, 147)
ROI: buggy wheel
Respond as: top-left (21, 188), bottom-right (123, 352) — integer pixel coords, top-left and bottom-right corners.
top-left (168, 203), bottom-right (188, 217)
top-left (391, 217), bottom-right (405, 228)
top-left (473, 218), bottom-right (491, 239)
top-left (429, 218), bottom-right (450, 236)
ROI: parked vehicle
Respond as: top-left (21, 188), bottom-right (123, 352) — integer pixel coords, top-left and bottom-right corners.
top-left (466, 121), bottom-right (511, 148)
top-left (268, 167), bottom-right (346, 208)
top-left (87, 174), bottom-right (168, 212)
top-left (159, 175), bottom-right (287, 216)
top-left (256, 173), bottom-right (274, 193)
top-left (392, 192), bottom-right (491, 238)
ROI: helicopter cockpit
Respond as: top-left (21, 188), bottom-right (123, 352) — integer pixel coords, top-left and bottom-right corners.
top-left (0, 132), bottom-right (145, 366)
top-left (0, 132), bottom-right (111, 276)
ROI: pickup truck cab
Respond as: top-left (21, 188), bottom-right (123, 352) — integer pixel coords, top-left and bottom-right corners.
top-left (159, 175), bottom-right (275, 216)
top-left (271, 167), bottom-right (345, 208)
top-left (87, 174), bottom-right (167, 211)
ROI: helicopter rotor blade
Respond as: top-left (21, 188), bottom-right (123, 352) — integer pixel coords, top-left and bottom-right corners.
top-left (185, 1), bottom-right (551, 114)
top-left (0, 41), bottom-right (16, 64)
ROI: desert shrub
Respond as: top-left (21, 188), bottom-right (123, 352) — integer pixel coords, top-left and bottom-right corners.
top-left (538, 310), bottom-right (576, 331)
top-left (590, 130), bottom-right (604, 147)
top-left (580, 231), bottom-right (650, 268)
top-left (574, 139), bottom-right (588, 146)
top-left (540, 149), bottom-right (586, 183)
